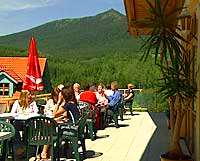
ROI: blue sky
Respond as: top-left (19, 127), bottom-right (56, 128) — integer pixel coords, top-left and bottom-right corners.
top-left (0, 0), bottom-right (125, 36)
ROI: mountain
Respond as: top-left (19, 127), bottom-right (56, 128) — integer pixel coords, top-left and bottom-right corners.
top-left (0, 9), bottom-right (140, 57)
top-left (0, 9), bottom-right (160, 100)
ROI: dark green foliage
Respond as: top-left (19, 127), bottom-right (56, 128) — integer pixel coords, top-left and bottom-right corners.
top-left (138, 0), bottom-right (196, 101)
top-left (0, 45), bottom-right (160, 90)
top-left (47, 53), bottom-right (160, 88)
top-left (0, 46), bottom-right (27, 56)
top-left (133, 89), bottom-right (168, 112)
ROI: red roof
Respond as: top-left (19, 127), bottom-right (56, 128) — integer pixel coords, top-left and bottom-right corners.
top-left (0, 57), bottom-right (46, 83)
top-left (0, 65), bottom-right (22, 82)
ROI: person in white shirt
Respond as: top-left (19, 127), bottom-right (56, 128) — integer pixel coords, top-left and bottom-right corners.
top-left (73, 83), bottom-right (81, 102)
top-left (96, 83), bottom-right (108, 107)
top-left (44, 86), bottom-right (65, 116)
top-left (104, 85), bottom-right (114, 97)
top-left (11, 90), bottom-right (38, 156)
top-left (96, 83), bottom-right (108, 129)
top-left (11, 90), bottom-right (38, 114)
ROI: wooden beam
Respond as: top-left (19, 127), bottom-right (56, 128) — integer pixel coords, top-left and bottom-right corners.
top-left (132, 0), bottom-right (137, 20)
top-left (195, 2), bottom-right (200, 160)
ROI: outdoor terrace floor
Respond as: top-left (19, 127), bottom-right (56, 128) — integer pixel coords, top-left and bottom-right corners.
top-left (84, 112), bottom-right (170, 161)
top-left (11, 112), bottom-right (169, 161)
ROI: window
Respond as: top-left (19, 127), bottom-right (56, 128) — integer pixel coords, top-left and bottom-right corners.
top-left (0, 83), bottom-right (9, 96)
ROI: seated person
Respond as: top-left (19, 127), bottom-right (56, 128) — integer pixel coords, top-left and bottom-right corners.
top-left (73, 83), bottom-right (81, 102)
top-left (80, 84), bottom-right (100, 129)
top-left (106, 81), bottom-right (122, 128)
top-left (40, 86), bottom-right (80, 159)
top-left (124, 83), bottom-right (135, 115)
top-left (80, 84), bottom-right (97, 107)
top-left (96, 83), bottom-right (108, 108)
top-left (104, 85), bottom-right (114, 97)
top-left (52, 84), bottom-right (65, 113)
top-left (107, 81), bottom-right (122, 111)
top-left (11, 90), bottom-right (38, 114)
top-left (124, 83), bottom-right (135, 102)
top-left (96, 83), bottom-right (108, 129)
top-left (44, 86), bottom-right (65, 116)
top-left (54, 86), bottom-right (80, 123)
top-left (11, 90), bottom-right (38, 157)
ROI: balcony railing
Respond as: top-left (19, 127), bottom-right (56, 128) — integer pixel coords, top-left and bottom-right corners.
top-left (0, 89), bottom-right (142, 113)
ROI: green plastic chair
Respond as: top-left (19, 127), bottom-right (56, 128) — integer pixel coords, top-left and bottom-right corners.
top-left (86, 106), bottom-right (97, 141)
top-left (125, 101), bottom-right (133, 115)
top-left (59, 110), bottom-right (89, 161)
top-left (107, 102), bottom-right (123, 128)
top-left (25, 116), bottom-right (58, 161)
top-left (78, 102), bottom-right (96, 141)
top-left (0, 120), bottom-right (15, 161)
top-left (118, 101), bottom-right (124, 121)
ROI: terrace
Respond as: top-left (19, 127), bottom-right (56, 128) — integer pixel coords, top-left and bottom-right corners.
top-left (6, 112), bottom-right (169, 161)
top-left (84, 112), bottom-right (169, 161)
top-left (0, 89), bottom-right (171, 161)
top-left (1, 0), bottom-right (200, 160)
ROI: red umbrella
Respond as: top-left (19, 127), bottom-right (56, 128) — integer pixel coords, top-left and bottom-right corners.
top-left (22, 37), bottom-right (44, 91)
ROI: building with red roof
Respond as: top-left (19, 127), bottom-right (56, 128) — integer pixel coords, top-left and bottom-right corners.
top-left (0, 57), bottom-right (51, 97)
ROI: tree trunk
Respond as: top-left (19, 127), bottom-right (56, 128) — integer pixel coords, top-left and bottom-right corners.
top-left (169, 96), bottom-right (175, 132)
top-left (168, 94), bottom-right (185, 158)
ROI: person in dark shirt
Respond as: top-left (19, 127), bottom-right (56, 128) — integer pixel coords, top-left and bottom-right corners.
top-left (39, 86), bottom-right (80, 159)
top-left (54, 86), bottom-right (80, 123)
top-left (63, 102), bottom-right (80, 123)
top-left (124, 83), bottom-right (135, 115)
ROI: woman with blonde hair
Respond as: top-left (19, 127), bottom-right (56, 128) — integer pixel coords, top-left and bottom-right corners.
top-left (11, 90), bottom-right (38, 157)
top-left (11, 90), bottom-right (38, 114)
top-left (73, 83), bottom-right (81, 101)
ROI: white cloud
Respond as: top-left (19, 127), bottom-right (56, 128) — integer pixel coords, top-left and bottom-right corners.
top-left (0, 0), bottom-right (58, 11)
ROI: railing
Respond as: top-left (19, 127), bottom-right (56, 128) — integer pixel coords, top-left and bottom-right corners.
top-left (0, 89), bottom-right (142, 113)
top-left (0, 93), bottom-right (51, 112)
top-left (35, 93), bottom-right (51, 101)
top-left (119, 88), bottom-right (142, 95)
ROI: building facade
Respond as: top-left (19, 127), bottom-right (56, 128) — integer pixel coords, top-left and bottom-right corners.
top-left (0, 57), bottom-right (51, 97)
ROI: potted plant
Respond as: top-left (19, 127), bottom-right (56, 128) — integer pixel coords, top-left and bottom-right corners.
top-left (130, 0), bottom-right (196, 160)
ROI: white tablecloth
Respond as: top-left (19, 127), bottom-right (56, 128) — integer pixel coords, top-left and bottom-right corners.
top-left (0, 113), bottom-right (53, 120)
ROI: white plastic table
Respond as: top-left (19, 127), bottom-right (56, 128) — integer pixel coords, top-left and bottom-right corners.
top-left (0, 132), bottom-right (12, 141)
top-left (0, 113), bottom-right (15, 120)
top-left (0, 113), bottom-right (45, 121)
